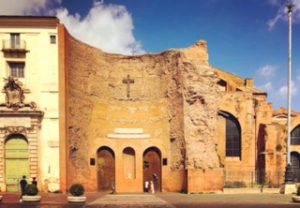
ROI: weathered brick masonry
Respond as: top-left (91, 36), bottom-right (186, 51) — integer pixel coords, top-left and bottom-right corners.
top-left (58, 25), bottom-right (300, 193)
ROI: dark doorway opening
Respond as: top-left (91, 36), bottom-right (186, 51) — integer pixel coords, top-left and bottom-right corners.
top-left (143, 147), bottom-right (162, 192)
top-left (97, 146), bottom-right (115, 192)
top-left (291, 152), bottom-right (300, 182)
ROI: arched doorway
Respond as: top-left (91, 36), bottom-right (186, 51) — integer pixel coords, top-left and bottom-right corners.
top-left (97, 146), bottom-right (115, 192)
top-left (5, 134), bottom-right (29, 192)
top-left (291, 152), bottom-right (300, 182)
top-left (143, 147), bottom-right (161, 192)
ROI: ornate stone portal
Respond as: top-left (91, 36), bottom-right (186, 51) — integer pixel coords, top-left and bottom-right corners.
top-left (0, 77), bottom-right (43, 192)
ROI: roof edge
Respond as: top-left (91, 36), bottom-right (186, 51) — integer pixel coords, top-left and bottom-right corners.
top-left (0, 15), bottom-right (59, 27)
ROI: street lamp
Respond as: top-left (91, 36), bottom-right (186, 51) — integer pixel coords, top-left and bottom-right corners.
top-left (284, 3), bottom-right (294, 185)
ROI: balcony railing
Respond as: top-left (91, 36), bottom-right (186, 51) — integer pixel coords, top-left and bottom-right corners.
top-left (2, 39), bottom-right (27, 51)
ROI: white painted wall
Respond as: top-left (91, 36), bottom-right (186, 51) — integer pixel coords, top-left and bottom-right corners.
top-left (0, 26), bottom-right (60, 190)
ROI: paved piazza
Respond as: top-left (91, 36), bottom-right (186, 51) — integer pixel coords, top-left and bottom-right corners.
top-left (88, 194), bottom-right (175, 208)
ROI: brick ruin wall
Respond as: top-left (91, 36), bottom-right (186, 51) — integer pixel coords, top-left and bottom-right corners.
top-left (65, 34), bottom-right (222, 189)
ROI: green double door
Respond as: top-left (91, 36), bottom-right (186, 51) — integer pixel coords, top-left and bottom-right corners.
top-left (5, 135), bottom-right (29, 192)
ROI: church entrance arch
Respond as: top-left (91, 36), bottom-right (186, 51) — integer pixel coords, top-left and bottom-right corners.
top-left (5, 134), bottom-right (29, 192)
top-left (143, 147), bottom-right (161, 192)
top-left (97, 146), bottom-right (115, 192)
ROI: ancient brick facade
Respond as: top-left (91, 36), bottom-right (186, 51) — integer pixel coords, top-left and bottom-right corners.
top-left (56, 24), bottom-right (300, 193)
top-left (4, 16), bottom-right (300, 194)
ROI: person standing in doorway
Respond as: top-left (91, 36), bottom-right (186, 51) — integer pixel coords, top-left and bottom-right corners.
top-left (20, 175), bottom-right (27, 201)
top-left (152, 173), bottom-right (158, 192)
top-left (144, 181), bottom-right (149, 193)
top-left (32, 177), bottom-right (37, 187)
top-left (150, 181), bottom-right (155, 194)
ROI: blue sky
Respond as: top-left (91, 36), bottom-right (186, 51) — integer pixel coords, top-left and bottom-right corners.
top-left (1, 0), bottom-right (299, 111)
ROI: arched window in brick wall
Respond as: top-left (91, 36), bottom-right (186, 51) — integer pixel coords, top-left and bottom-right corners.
top-left (219, 111), bottom-right (241, 158)
top-left (291, 125), bottom-right (300, 145)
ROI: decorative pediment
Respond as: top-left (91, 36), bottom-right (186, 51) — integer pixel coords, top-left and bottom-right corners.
top-left (0, 76), bottom-right (36, 110)
top-left (5, 126), bottom-right (27, 134)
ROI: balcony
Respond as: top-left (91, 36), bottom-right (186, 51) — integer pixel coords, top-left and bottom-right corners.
top-left (2, 39), bottom-right (27, 50)
top-left (2, 39), bottom-right (28, 58)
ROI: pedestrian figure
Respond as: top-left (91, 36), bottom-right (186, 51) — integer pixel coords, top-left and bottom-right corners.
top-left (111, 181), bottom-right (115, 194)
top-left (144, 181), bottom-right (149, 192)
top-left (150, 181), bottom-right (155, 194)
top-left (260, 182), bottom-right (264, 193)
top-left (32, 177), bottom-right (37, 187)
top-left (152, 173), bottom-right (158, 181)
top-left (20, 175), bottom-right (27, 201)
top-left (152, 173), bottom-right (158, 193)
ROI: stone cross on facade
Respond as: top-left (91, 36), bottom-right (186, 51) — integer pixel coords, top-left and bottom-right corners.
top-left (122, 74), bottom-right (134, 98)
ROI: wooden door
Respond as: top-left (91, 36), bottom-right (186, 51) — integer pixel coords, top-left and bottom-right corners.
top-left (97, 147), bottom-right (115, 191)
top-left (143, 147), bottom-right (161, 192)
top-left (5, 135), bottom-right (29, 192)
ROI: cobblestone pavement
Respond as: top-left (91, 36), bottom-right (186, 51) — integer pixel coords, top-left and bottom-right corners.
top-left (0, 192), bottom-right (103, 208)
top-left (87, 194), bottom-right (175, 208)
top-left (0, 191), bottom-right (300, 208)
top-left (158, 193), bottom-right (300, 208)
top-left (86, 193), bottom-right (300, 208)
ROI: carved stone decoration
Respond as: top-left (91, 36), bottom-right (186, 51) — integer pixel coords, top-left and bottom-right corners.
top-left (3, 77), bottom-right (24, 106)
top-left (5, 126), bottom-right (27, 134)
top-left (1, 77), bottom-right (37, 110)
top-left (0, 126), bottom-right (37, 139)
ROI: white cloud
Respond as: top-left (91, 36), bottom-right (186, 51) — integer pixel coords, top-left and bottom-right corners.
top-left (262, 82), bottom-right (273, 91)
top-left (267, 6), bottom-right (286, 30)
top-left (0, 0), bottom-right (144, 55)
top-left (256, 64), bottom-right (276, 79)
top-left (268, 0), bottom-right (281, 6)
top-left (56, 1), bottom-right (144, 55)
top-left (278, 80), bottom-right (298, 96)
top-left (279, 85), bottom-right (287, 96)
top-left (0, 0), bottom-right (60, 15)
top-left (268, 0), bottom-right (300, 30)
top-left (267, 15), bottom-right (283, 29)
